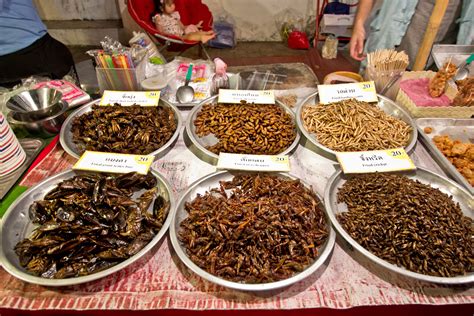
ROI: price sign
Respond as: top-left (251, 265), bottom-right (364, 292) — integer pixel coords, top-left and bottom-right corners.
top-left (73, 151), bottom-right (154, 174)
top-left (217, 153), bottom-right (290, 172)
top-left (99, 90), bottom-right (160, 106)
top-left (318, 81), bottom-right (378, 104)
top-left (218, 89), bottom-right (275, 104)
top-left (336, 148), bottom-right (416, 174)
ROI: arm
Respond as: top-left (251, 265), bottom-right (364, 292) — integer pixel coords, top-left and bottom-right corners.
top-left (349, 0), bottom-right (375, 61)
top-left (154, 15), bottom-right (165, 33)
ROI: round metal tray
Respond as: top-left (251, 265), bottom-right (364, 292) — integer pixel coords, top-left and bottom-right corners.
top-left (185, 95), bottom-right (301, 165)
top-left (324, 167), bottom-right (474, 285)
top-left (170, 170), bottom-right (336, 291)
top-left (0, 169), bottom-right (175, 286)
top-left (295, 92), bottom-right (418, 161)
top-left (60, 99), bottom-right (182, 160)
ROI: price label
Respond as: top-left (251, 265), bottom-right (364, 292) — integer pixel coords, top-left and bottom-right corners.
top-left (99, 90), bottom-right (160, 106)
top-left (318, 81), bottom-right (378, 104)
top-left (217, 153), bottom-right (290, 172)
top-left (73, 151), bottom-right (154, 174)
top-left (218, 89), bottom-right (275, 104)
top-left (336, 148), bottom-right (416, 174)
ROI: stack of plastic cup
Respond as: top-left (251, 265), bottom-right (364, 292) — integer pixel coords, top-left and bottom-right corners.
top-left (0, 112), bottom-right (26, 176)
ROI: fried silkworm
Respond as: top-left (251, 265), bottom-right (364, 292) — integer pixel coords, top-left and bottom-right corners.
top-left (194, 102), bottom-right (296, 155)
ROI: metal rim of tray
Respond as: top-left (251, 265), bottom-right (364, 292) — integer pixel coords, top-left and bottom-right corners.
top-left (59, 98), bottom-right (183, 160)
top-left (0, 169), bottom-right (175, 286)
top-left (295, 92), bottom-right (418, 162)
top-left (324, 167), bottom-right (474, 285)
top-left (185, 95), bottom-right (301, 165)
top-left (415, 118), bottom-right (474, 195)
top-left (170, 170), bottom-right (336, 291)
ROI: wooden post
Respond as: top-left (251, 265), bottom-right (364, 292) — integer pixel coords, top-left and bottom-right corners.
top-left (412, 0), bottom-right (449, 70)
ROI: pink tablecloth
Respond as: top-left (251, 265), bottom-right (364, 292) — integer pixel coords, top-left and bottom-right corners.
top-left (1, 137), bottom-right (473, 311)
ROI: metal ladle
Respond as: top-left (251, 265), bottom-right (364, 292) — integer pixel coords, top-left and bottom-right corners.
top-left (176, 63), bottom-right (194, 103)
top-left (453, 54), bottom-right (474, 81)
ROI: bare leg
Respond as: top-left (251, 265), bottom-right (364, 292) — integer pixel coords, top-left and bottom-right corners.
top-left (183, 31), bottom-right (216, 43)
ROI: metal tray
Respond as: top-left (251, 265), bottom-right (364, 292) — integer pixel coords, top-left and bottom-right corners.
top-left (432, 44), bottom-right (474, 71)
top-left (295, 92), bottom-right (418, 161)
top-left (185, 95), bottom-right (301, 165)
top-left (59, 99), bottom-right (182, 160)
top-left (0, 138), bottom-right (44, 200)
top-left (0, 169), bottom-right (175, 286)
top-left (170, 170), bottom-right (336, 291)
top-left (324, 167), bottom-right (474, 285)
top-left (416, 118), bottom-right (473, 195)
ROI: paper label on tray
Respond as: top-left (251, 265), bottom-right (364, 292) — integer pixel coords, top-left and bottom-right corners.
top-left (73, 151), bottom-right (153, 174)
top-left (217, 153), bottom-right (290, 171)
top-left (336, 148), bottom-right (416, 173)
top-left (318, 81), bottom-right (377, 104)
top-left (217, 89), bottom-right (275, 104)
top-left (99, 90), bottom-right (160, 106)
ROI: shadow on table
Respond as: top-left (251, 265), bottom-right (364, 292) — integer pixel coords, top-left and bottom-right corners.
top-left (335, 235), bottom-right (473, 295)
top-left (168, 237), bottom-right (334, 301)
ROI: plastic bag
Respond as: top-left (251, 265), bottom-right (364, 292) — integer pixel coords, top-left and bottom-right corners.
top-left (208, 15), bottom-right (236, 48)
top-left (287, 31), bottom-right (309, 50)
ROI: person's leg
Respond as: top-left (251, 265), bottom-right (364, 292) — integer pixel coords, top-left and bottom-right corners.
top-left (0, 35), bottom-right (50, 85)
top-left (40, 34), bottom-right (74, 79)
top-left (0, 33), bottom-right (74, 85)
top-left (183, 31), bottom-right (215, 43)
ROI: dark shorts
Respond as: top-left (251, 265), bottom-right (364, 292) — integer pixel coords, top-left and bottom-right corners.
top-left (0, 33), bottom-right (74, 86)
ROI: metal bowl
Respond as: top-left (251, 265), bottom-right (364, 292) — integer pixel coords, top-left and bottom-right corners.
top-left (170, 170), bottom-right (336, 291)
top-left (6, 88), bottom-right (63, 117)
top-left (59, 99), bottom-right (182, 160)
top-left (186, 95), bottom-right (301, 165)
top-left (0, 169), bottom-right (175, 286)
top-left (295, 92), bottom-right (418, 161)
top-left (324, 167), bottom-right (474, 285)
top-left (7, 100), bottom-right (68, 137)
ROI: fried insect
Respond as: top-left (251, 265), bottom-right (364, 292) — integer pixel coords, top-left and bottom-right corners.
top-left (15, 172), bottom-right (170, 279)
top-left (71, 104), bottom-right (176, 155)
top-left (178, 174), bottom-right (329, 283)
top-left (193, 102), bottom-right (296, 155)
top-left (337, 173), bottom-right (473, 277)
top-left (302, 99), bottom-right (412, 152)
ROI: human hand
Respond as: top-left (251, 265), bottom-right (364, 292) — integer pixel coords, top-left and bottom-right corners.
top-left (184, 24), bottom-right (199, 34)
top-left (349, 24), bottom-right (366, 61)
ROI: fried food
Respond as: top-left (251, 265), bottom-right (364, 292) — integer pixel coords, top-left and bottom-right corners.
top-left (433, 135), bottom-right (474, 186)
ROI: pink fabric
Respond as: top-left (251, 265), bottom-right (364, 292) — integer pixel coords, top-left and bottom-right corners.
top-left (399, 78), bottom-right (452, 107)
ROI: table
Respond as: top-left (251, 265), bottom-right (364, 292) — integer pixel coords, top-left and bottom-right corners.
top-left (1, 63), bottom-right (472, 315)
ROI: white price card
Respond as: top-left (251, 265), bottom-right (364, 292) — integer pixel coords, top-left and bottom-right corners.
top-left (99, 90), bottom-right (160, 106)
top-left (73, 151), bottom-right (154, 174)
top-left (318, 81), bottom-right (378, 104)
top-left (217, 89), bottom-right (275, 104)
top-left (217, 153), bottom-right (290, 172)
top-left (336, 148), bottom-right (416, 174)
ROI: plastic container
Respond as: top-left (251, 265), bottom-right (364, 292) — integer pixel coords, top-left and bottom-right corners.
top-left (96, 67), bottom-right (144, 92)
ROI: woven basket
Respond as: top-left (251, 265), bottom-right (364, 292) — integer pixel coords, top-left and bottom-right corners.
top-left (395, 71), bottom-right (474, 118)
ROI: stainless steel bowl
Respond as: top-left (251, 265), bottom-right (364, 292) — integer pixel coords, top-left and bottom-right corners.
top-left (7, 100), bottom-right (68, 137)
top-left (170, 170), bottom-right (336, 291)
top-left (186, 95), bottom-right (301, 165)
top-left (0, 169), bottom-right (175, 286)
top-left (324, 167), bottom-right (474, 285)
top-left (59, 99), bottom-right (182, 160)
top-left (295, 92), bottom-right (418, 161)
top-left (6, 88), bottom-right (63, 118)
top-left (10, 101), bottom-right (65, 122)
